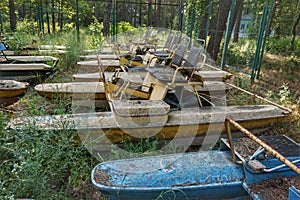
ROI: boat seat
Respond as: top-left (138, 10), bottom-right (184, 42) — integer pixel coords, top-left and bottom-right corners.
top-left (147, 43), bottom-right (187, 69)
top-left (0, 42), bottom-right (8, 61)
top-left (176, 46), bottom-right (206, 82)
top-left (129, 28), bottom-right (157, 52)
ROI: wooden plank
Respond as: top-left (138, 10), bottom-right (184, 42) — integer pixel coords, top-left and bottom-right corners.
top-left (5, 56), bottom-right (59, 62)
top-left (80, 54), bottom-right (118, 61)
top-left (77, 60), bottom-right (121, 73)
top-left (9, 105), bottom-right (288, 143)
top-left (35, 82), bottom-right (106, 100)
top-left (0, 63), bottom-right (53, 70)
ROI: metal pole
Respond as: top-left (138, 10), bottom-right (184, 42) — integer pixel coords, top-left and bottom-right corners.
top-left (0, 12), bottom-right (3, 33)
top-left (40, 0), bottom-right (44, 33)
top-left (221, 0), bottom-right (236, 70)
top-left (178, 0), bottom-right (184, 31)
top-left (251, 0), bottom-right (268, 82)
top-left (75, 0), bottom-right (79, 41)
top-left (226, 118), bottom-right (300, 175)
top-left (112, 0), bottom-right (117, 42)
top-left (226, 82), bottom-right (291, 113)
top-left (37, 2), bottom-right (41, 32)
top-left (256, 0), bottom-right (275, 79)
top-left (203, 0), bottom-right (213, 49)
top-left (225, 120), bottom-right (238, 164)
top-left (189, 0), bottom-right (196, 48)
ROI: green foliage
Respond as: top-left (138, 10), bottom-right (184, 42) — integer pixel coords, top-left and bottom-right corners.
top-left (117, 21), bottom-right (135, 33)
top-left (0, 91), bottom-right (97, 199)
top-left (87, 17), bottom-right (104, 48)
top-left (60, 29), bottom-right (86, 70)
top-left (226, 39), bottom-right (256, 67)
top-left (279, 83), bottom-right (291, 105)
top-left (266, 37), bottom-right (300, 57)
top-left (122, 138), bottom-right (158, 154)
top-left (16, 19), bottom-right (38, 35)
top-left (3, 27), bottom-right (39, 53)
top-left (1, 128), bottom-right (96, 199)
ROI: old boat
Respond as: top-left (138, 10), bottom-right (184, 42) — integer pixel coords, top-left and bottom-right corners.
top-left (77, 60), bottom-right (121, 73)
top-left (34, 82), bottom-right (108, 108)
top-left (0, 80), bottom-right (29, 106)
top-left (80, 54), bottom-right (119, 61)
top-left (8, 45), bottom-right (291, 146)
top-left (0, 55), bottom-right (59, 65)
top-left (91, 120), bottom-right (300, 200)
top-left (0, 63), bottom-right (54, 81)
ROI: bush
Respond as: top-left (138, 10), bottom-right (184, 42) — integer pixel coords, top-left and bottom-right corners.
top-left (266, 36), bottom-right (300, 56)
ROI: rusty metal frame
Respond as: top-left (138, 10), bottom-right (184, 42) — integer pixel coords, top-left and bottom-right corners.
top-left (225, 117), bottom-right (300, 175)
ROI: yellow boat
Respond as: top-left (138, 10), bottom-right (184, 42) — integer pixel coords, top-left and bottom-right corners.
top-left (0, 80), bottom-right (29, 106)
top-left (9, 45), bottom-right (291, 149)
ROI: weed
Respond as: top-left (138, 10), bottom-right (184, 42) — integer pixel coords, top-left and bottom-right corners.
top-left (279, 83), bottom-right (291, 105)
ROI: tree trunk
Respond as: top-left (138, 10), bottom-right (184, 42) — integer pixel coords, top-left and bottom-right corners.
top-left (233, 0), bottom-right (244, 42)
top-left (268, 0), bottom-right (281, 35)
top-left (156, 0), bottom-right (162, 27)
top-left (207, 0), bottom-right (231, 60)
top-left (46, 0), bottom-right (51, 34)
top-left (273, 0), bottom-right (282, 36)
top-left (103, 1), bottom-right (112, 37)
top-left (148, 0), bottom-right (153, 27)
top-left (198, 0), bottom-right (213, 40)
top-left (18, 3), bottom-right (26, 19)
top-left (51, 0), bottom-right (56, 33)
top-left (59, 0), bottom-right (63, 31)
top-left (229, 0), bottom-right (244, 33)
top-left (94, 1), bottom-right (100, 20)
top-left (9, 0), bottom-right (17, 31)
top-left (291, 0), bottom-right (300, 47)
top-left (139, 1), bottom-right (142, 26)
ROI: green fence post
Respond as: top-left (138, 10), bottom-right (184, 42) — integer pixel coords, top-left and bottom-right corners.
top-left (178, 0), bottom-right (184, 31)
top-left (189, 0), bottom-right (196, 48)
top-left (112, 0), bottom-right (117, 42)
top-left (0, 11), bottom-right (3, 33)
top-left (221, 0), bottom-right (236, 70)
top-left (40, 0), bottom-right (44, 33)
top-left (203, 0), bottom-right (213, 49)
top-left (256, 0), bottom-right (275, 79)
top-left (251, 0), bottom-right (268, 82)
top-left (75, 0), bottom-right (79, 41)
top-left (37, 2), bottom-right (42, 33)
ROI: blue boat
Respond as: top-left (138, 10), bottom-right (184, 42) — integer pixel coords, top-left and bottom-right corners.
top-left (91, 122), bottom-right (300, 200)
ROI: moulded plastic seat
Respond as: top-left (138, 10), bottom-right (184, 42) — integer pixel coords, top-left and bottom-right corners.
top-left (0, 42), bottom-right (8, 61)
top-left (0, 42), bottom-right (6, 51)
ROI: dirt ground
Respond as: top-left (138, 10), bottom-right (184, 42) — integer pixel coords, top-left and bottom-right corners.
top-left (242, 53), bottom-right (300, 142)
top-left (249, 176), bottom-right (300, 200)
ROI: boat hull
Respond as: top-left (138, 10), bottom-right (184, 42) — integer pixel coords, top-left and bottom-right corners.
top-left (0, 80), bottom-right (28, 106)
top-left (91, 136), bottom-right (300, 200)
top-left (77, 60), bottom-right (120, 73)
top-left (35, 82), bottom-right (106, 100)
top-left (0, 63), bottom-right (53, 77)
top-left (91, 151), bottom-right (249, 200)
top-left (8, 105), bottom-right (289, 145)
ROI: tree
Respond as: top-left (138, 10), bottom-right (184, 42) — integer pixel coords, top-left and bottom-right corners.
top-left (8, 0), bottom-right (16, 31)
top-left (233, 0), bottom-right (244, 42)
top-left (207, 0), bottom-right (232, 60)
top-left (229, 0), bottom-right (244, 34)
top-left (198, 0), bottom-right (211, 40)
top-left (155, 0), bottom-right (162, 27)
top-left (103, 1), bottom-right (112, 36)
top-left (51, 0), bottom-right (56, 32)
top-left (291, 0), bottom-right (300, 47)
